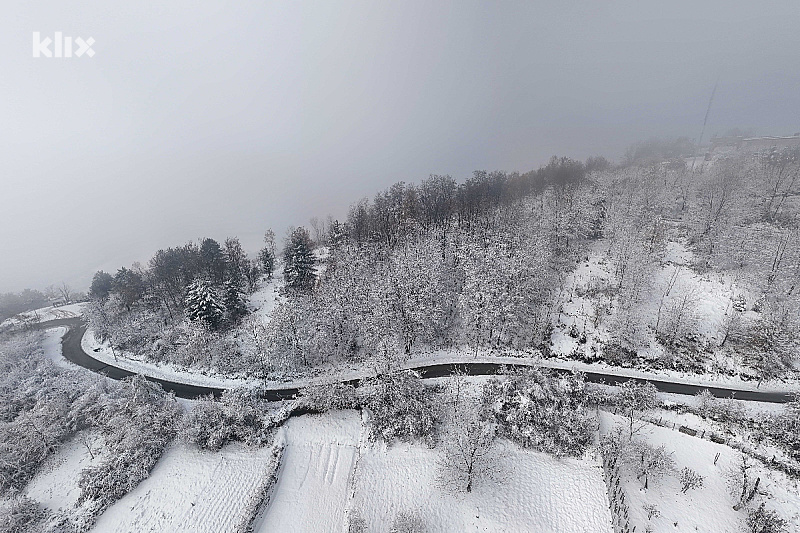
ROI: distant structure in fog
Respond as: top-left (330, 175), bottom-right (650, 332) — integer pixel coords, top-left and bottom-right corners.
top-left (710, 133), bottom-right (800, 154)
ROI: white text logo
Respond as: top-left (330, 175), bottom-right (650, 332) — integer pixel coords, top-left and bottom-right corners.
top-left (33, 32), bottom-right (95, 58)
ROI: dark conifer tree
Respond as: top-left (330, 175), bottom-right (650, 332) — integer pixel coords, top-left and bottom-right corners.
top-left (283, 227), bottom-right (316, 291)
top-left (89, 271), bottom-right (114, 300)
top-left (185, 278), bottom-right (224, 329)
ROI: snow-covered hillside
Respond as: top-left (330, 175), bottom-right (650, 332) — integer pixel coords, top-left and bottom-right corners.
top-left (92, 441), bottom-right (281, 533)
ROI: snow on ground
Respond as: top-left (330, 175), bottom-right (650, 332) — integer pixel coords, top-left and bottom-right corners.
top-left (247, 275), bottom-right (284, 323)
top-left (26, 431), bottom-right (105, 513)
top-left (351, 438), bottom-right (612, 533)
top-left (1, 302), bottom-right (85, 327)
top-left (600, 411), bottom-right (744, 532)
top-left (253, 410), bottom-right (361, 533)
top-left (552, 239), bottom-right (736, 362)
top-left (599, 411), bottom-right (800, 532)
top-left (92, 441), bottom-right (279, 533)
top-left (81, 329), bottom-right (253, 389)
top-left (41, 326), bottom-right (74, 370)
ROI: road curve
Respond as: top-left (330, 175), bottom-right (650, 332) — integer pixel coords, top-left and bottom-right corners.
top-left (27, 318), bottom-right (797, 403)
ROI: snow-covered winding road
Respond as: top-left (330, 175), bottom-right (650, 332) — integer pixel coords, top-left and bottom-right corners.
top-left (32, 317), bottom-right (797, 403)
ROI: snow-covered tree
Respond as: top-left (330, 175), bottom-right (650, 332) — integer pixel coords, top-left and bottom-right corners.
top-left (222, 279), bottom-right (248, 325)
top-left (283, 227), bottom-right (316, 291)
top-left (631, 441), bottom-right (675, 489)
top-left (437, 402), bottom-right (499, 493)
top-left (363, 370), bottom-right (438, 442)
top-left (89, 270), bottom-right (114, 301)
top-left (484, 368), bottom-right (596, 456)
top-left (615, 380), bottom-right (658, 437)
top-left (184, 278), bottom-right (224, 330)
top-left (727, 456), bottom-right (761, 511)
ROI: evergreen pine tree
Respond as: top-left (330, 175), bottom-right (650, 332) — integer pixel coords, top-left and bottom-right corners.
top-left (258, 247), bottom-right (275, 279)
top-left (223, 279), bottom-right (248, 325)
top-left (283, 227), bottom-right (316, 290)
top-left (185, 278), bottom-right (224, 329)
top-left (328, 220), bottom-right (347, 247)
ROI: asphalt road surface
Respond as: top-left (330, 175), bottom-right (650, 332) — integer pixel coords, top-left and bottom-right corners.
top-left (27, 318), bottom-right (796, 403)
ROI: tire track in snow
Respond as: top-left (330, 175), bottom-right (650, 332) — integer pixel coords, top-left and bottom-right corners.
top-left (254, 411), bottom-right (361, 533)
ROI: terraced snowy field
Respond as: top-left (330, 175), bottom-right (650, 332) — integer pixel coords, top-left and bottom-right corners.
top-left (252, 410), bottom-right (361, 532)
top-left (91, 442), bottom-right (279, 533)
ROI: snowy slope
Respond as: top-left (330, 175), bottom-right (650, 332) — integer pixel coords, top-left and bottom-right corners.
top-left (253, 410), bottom-right (361, 533)
top-left (26, 431), bottom-right (105, 513)
top-left (1, 302), bottom-right (85, 327)
top-left (91, 442), bottom-right (279, 533)
top-left (599, 411), bottom-right (800, 532)
top-left (351, 439), bottom-right (613, 533)
top-left (247, 275), bottom-right (284, 323)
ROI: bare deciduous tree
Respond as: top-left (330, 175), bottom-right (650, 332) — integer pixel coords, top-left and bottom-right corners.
top-left (727, 456), bottom-right (762, 511)
top-left (58, 282), bottom-right (72, 304)
top-left (616, 380), bottom-right (658, 437)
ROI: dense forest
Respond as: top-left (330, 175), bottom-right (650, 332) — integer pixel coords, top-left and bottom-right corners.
top-left (80, 140), bottom-right (800, 385)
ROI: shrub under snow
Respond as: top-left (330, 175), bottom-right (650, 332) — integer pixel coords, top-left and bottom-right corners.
top-left (363, 370), bottom-right (438, 443)
top-left (0, 496), bottom-right (47, 533)
top-left (180, 388), bottom-right (276, 450)
top-left (77, 376), bottom-right (181, 520)
top-left (483, 368), bottom-right (597, 457)
top-left (299, 382), bottom-right (359, 412)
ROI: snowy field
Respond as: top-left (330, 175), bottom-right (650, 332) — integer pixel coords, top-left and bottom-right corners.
top-left (599, 411), bottom-right (800, 533)
top-left (351, 439), bottom-right (613, 533)
top-left (1, 302), bottom-right (85, 327)
top-left (26, 431), bottom-right (105, 513)
top-left (253, 410), bottom-right (361, 532)
top-left (92, 441), bottom-right (280, 533)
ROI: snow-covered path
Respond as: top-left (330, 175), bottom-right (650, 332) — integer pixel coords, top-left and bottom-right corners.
top-left (252, 411), bottom-right (361, 533)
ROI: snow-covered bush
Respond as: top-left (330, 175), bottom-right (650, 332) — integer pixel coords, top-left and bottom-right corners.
top-left (694, 389), bottom-right (746, 423)
top-left (181, 389), bottom-right (275, 450)
top-left (363, 370), bottom-right (438, 443)
top-left (85, 297), bottom-right (163, 355)
top-left (747, 503), bottom-right (788, 533)
top-left (0, 333), bottom-right (90, 493)
top-left (77, 376), bottom-right (181, 520)
top-left (390, 510), bottom-right (426, 533)
top-left (0, 496), bottom-right (48, 533)
top-left (347, 511), bottom-right (367, 533)
top-left (765, 396), bottom-right (800, 461)
top-left (678, 466), bottom-right (704, 493)
top-left (180, 396), bottom-right (229, 450)
top-left (483, 368), bottom-right (596, 457)
top-left (172, 322), bottom-right (240, 371)
top-left (299, 382), bottom-right (359, 412)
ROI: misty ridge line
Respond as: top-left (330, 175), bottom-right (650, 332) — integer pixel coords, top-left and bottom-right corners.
top-left (5, 136), bottom-right (697, 300)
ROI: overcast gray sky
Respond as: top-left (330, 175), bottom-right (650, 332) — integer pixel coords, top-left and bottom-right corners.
top-left (2, 0), bottom-right (799, 293)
